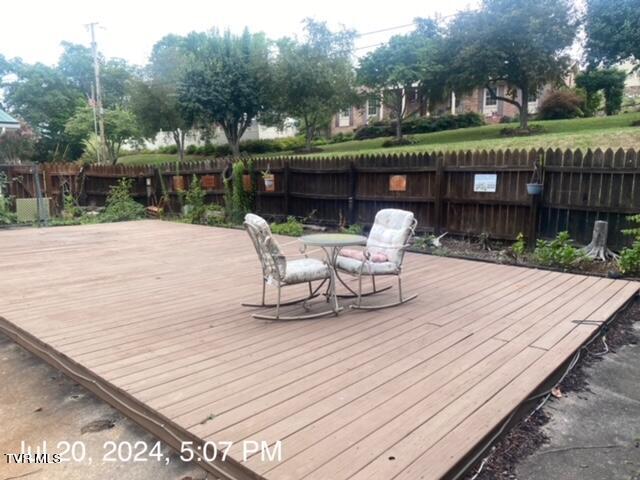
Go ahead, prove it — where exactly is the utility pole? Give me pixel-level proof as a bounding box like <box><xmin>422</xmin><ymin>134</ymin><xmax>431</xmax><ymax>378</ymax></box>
<box><xmin>87</xmin><ymin>22</ymin><xmax>107</xmax><ymax>163</ymax></box>
<box><xmin>90</xmin><ymin>83</ymin><xmax>100</xmax><ymax>163</ymax></box>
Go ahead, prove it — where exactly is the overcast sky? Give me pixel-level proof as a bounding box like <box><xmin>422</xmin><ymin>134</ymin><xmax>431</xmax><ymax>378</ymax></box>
<box><xmin>3</xmin><ymin>0</ymin><xmax>479</xmax><ymax>66</ymax></box>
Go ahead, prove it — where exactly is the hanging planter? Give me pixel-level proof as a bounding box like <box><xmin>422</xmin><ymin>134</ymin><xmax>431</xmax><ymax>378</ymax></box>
<box><xmin>242</xmin><ymin>174</ymin><xmax>252</xmax><ymax>192</ymax></box>
<box><xmin>262</xmin><ymin>165</ymin><xmax>275</xmax><ymax>192</ymax></box>
<box><xmin>526</xmin><ymin>160</ymin><xmax>543</xmax><ymax>195</ymax></box>
<box><xmin>526</xmin><ymin>183</ymin><xmax>543</xmax><ymax>195</ymax></box>
<box><xmin>172</xmin><ymin>175</ymin><xmax>185</xmax><ymax>192</ymax></box>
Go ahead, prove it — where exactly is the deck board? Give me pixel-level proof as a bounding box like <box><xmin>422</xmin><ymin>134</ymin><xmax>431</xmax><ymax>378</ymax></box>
<box><xmin>0</xmin><ymin>220</ymin><xmax>637</xmax><ymax>480</ymax></box>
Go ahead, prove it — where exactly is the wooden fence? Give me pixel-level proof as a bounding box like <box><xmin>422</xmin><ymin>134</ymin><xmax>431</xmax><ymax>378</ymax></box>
<box><xmin>2</xmin><ymin>147</ymin><xmax>639</xmax><ymax>249</ymax></box>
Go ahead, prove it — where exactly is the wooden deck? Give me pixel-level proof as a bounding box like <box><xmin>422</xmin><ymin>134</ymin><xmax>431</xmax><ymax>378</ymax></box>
<box><xmin>0</xmin><ymin>220</ymin><xmax>637</xmax><ymax>480</ymax></box>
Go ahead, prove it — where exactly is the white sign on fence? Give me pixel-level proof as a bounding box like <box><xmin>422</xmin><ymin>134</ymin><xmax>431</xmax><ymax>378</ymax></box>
<box><xmin>473</xmin><ymin>174</ymin><xmax>497</xmax><ymax>193</ymax></box>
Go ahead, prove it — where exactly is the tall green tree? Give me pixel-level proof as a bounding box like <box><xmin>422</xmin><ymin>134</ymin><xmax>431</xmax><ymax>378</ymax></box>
<box><xmin>585</xmin><ymin>0</ymin><xmax>640</xmax><ymax>70</ymax></box>
<box><xmin>274</xmin><ymin>19</ymin><xmax>357</xmax><ymax>150</ymax></box>
<box><xmin>179</xmin><ymin>29</ymin><xmax>275</xmax><ymax>157</ymax></box>
<box><xmin>65</xmin><ymin>105</ymin><xmax>141</xmax><ymax>163</ymax></box>
<box><xmin>358</xmin><ymin>19</ymin><xmax>444</xmax><ymax>140</ymax></box>
<box><xmin>58</xmin><ymin>42</ymin><xmax>135</xmax><ymax>107</ymax></box>
<box><xmin>445</xmin><ymin>0</ymin><xmax>579</xmax><ymax>129</ymax></box>
<box><xmin>576</xmin><ymin>68</ymin><xmax>627</xmax><ymax>116</ymax></box>
<box><xmin>2</xmin><ymin>60</ymin><xmax>85</xmax><ymax>160</ymax></box>
<box><xmin>129</xmin><ymin>35</ymin><xmax>196</xmax><ymax>161</ymax></box>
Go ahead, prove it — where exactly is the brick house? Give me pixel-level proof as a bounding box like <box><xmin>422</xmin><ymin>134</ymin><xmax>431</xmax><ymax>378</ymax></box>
<box><xmin>330</xmin><ymin>84</ymin><xmax>545</xmax><ymax>136</ymax></box>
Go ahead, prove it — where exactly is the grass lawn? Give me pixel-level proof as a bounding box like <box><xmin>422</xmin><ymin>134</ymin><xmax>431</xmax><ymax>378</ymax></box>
<box><xmin>118</xmin><ymin>113</ymin><xmax>640</xmax><ymax>165</ymax></box>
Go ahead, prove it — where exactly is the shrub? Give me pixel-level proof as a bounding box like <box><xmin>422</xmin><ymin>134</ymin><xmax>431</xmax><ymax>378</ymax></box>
<box><xmin>533</xmin><ymin>231</ymin><xmax>587</xmax><ymax>268</ymax></box>
<box><xmin>537</xmin><ymin>90</ymin><xmax>584</xmax><ymax>120</ymax></box>
<box><xmin>619</xmin><ymin>214</ymin><xmax>640</xmax><ymax>275</ymax></box>
<box><xmin>381</xmin><ymin>136</ymin><xmax>416</xmax><ymax>148</ymax></box>
<box><xmin>159</xmin><ymin>145</ymin><xmax>178</xmax><ymax>154</ymax></box>
<box><xmin>353</xmin><ymin>112</ymin><xmax>484</xmax><ymax>140</ymax></box>
<box><xmin>101</xmin><ymin>178</ymin><xmax>145</xmax><ymax>222</ymax></box>
<box><xmin>224</xmin><ymin>159</ymin><xmax>254</xmax><ymax>224</ymax></box>
<box><xmin>512</xmin><ymin>232</ymin><xmax>527</xmax><ymax>257</ymax></box>
<box><xmin>202</xmin><ymin>143</ymin><xmax>216</xmax><ymax>156</ymax></box>
<box><xmin>631</xmin><ymin>119</ymin><xmax>640</xmax><ymax>127</ymax></box>
<box><xmin>328</xmin><ymin>132</ymin><xmax>354</xmax><ymax>144</ymax></box>
<box><xmin>344</xmin><ymin>224</ymin><xmax>363</xmax><ymax>235</ymax></box>
<box><xmin>499</xmin><ymin>125</ymin><xmax>546</xmax><ymax>137</ymax></box>
<box><xmin>271</xmin><ymin>216</ymin><xmax>304</xmax><ymax>236</ymax></box>
<box><xmin>183</xmin><ymin>175</ymin><xmax>206</xmax><ymax>224</ymax></box>
<box><xmin>185</xmin><ymin>144</ymin><xmax>197</xmax><ymax>155</ymax></box>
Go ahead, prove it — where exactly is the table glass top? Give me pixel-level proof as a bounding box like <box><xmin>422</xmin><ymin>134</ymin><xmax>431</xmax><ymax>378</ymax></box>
<box><xmin>300</xmin><ymin>233</ymin><xmax>367</xmax><ymax>247</ymax></box>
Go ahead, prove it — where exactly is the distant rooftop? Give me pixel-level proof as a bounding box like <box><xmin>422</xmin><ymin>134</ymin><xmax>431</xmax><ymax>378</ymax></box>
<box><xmin>0</xmin><ymin>109</ymin><xmax>19</xmax><ymax>126</ymax></box>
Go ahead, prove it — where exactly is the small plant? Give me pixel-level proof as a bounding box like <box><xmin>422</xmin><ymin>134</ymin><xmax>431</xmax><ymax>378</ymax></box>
<box><xmin>183</xmin><ymin>175</ymin><xmax>207</xmax><ymax>224</ymax></box>
<box><xmin>414</xmin><ymin>234</ymin><xmax>436</xmax><ymax>250</ymax></box>
<box><xmin>533</xmin><ymin>231</ymin><xmax>587</xmax><ymax>268</ymax></box>
<box><xmin>271</xmin><ymin>216</ymin><xmax>304</xmax><ymax>237</ymax></box>
<box><xmin>0</xmin><ymin>172</ymin><xmax>16</xmax><ymax>225</ymax></box>
<box><xmin>619</xmin><ymin>214</ymin><xmax>640</xmax><ymax>275</ymax></box>
<box><xmin>101</xmin><ymin>178</ymin><xmax>145</xmax><ymax>223</ymax></box>
<box><xmin>344</xmin><ymin>224</ymin><xmax>363</xmax><ymax>235</ymax></box>
<box><xmin>512</xmin><ymin>232</ymin><xmax>527</xmax><ymax>257</ymax></box>
<box><xmin>62</xmin><ymin>192</ymin><xmax>82</xmax><ymax>221</ymax></box>
<box><xmin>224</xmin><ymin>159</ymin><xmax>255</xmax><ymax>224</ymax></box>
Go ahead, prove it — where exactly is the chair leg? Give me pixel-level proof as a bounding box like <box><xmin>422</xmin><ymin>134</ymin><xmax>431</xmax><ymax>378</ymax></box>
<box><xmin>372</xmin><ymin>275</ymin><xmax>377</xmax><ymax>293</ymax></box>
<box><xmin>261</xmin><ymin>279</ymin><xmax>266</xmax><ymax>305</ymax></box>
<box><xmin>357</xmin><ymin>272</ymin><xmax>363</xmax><ymax>308</ymax></box>
<box><xmin>350</xmin><ymin>273</ymin><xmax>417</xmax><ymax>311</ymax></box>
<box><xmin>275</xmin><ymin>282</ymin><xmax>282</xmax><ymax>319</ymax></box>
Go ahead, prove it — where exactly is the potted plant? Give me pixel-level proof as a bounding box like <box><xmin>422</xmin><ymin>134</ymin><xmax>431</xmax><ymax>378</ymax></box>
<box><xmin>262</xmin><ymin>165</ymin><xmax>275</xmax><ymax>193</ymax></box>
<box><xmin>527</xmin><ymin>161</ymin><xmax>543</xmax><ymax>195</ymax></box>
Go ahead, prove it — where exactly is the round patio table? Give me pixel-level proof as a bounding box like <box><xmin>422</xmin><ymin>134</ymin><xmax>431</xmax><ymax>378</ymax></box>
<box><xmin>300</xmin><ymin>233</ymin><xmax>367</xmax><ymax>314</ymax></box>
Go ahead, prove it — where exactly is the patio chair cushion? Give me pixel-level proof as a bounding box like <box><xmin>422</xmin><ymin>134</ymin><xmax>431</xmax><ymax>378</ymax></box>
<box><xmin>335</xmin><ymin>255</ymin><xmax>400</xmax><ymax>276</ymax></box>
<box><xmin>244</xmin><ymin>213</ymin><xmax>286</xmax><ymax>279</ymax></box>
<box><xmin>367</xmin><ymin>209</ymin><xmax>415</xmax><ymax>265</ymax></box>
<box><xmin>283</xmin><ymin>258</ymin><xmax>331</xmax><ymax>284</ymax></box>
<box><xmin>340</xmin><ymin>248</ymin><xmax>388</xmax><ymax>263</ymax></box>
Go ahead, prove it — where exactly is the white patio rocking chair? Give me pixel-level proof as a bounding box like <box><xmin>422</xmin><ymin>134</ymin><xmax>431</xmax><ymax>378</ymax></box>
<box><xmin>243</xmin><ymin>213</ymin><xmax>336</xmax><ymax>321</ymax></box>
<box><xmin>335</xmin><ymin>208</ymin><xmax>418</xmax><ymax>310</ymax></box>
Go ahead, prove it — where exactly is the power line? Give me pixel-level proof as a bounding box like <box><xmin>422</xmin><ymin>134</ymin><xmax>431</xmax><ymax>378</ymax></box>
<box><xmin>356</xmin><ymin>23</ymin><xmax>416</xmax><ymax>38</ymax></box>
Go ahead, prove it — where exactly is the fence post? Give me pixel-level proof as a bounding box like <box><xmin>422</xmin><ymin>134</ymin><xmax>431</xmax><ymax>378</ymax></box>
<box><xmin>348</xmin><ymin>161</ymin><xmax>357</xmax><ymax>225</ymax></box>
<box><xmin>433</xmin><ymin>154</ymin><xmax>444</xmax><ymax>234</ymax></box>
<box><xmin>283</xmin><ymin>161</ymin><xmax>290</xmax><ymax>217</ymax></box>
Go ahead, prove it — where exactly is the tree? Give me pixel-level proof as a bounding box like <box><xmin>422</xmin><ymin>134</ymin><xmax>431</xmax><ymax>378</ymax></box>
<box><xmin>445</xmin><ymin>0</ymin><xmax>578</xmax><ymax>129</ymax></box>
<box><xmin>358</xmin><ymin>19</ymin><xmax>444</xmax><ymax>141</ymax></box>
<box><xmin>179</xmin><ymin>29</ymin><xmax>275</xmax><ymax>157</ymax></box>
<box><xmin>58</xmin><ymin>42</ymin><xmax>135</xmax><ymax>108</ymax></box>
<box><xmin>129</xmin><ymin>35</ymin><xmax>195</xmax><ymax>161</ymax></box>
<box><xmin>0</xmin><ymin>123</ymin><xmax>37</xmax><ymax>163</ymax></box>
<box><xmin>576</xmin><ymin>69</ymin><xmax>627</xmax><ymax>116</ymax></box>
<box><xmin>585</xmin><ymin>0</ymin><xmax>640</xmax><ymax>70</ymax></box>
<box><xmin>65</xmin><ymin>105</ymin><xmax>141</xmax><ymax>163</ymax></box>
<box><xmin>273</xmin><ymin>19</ymin><xmax>357</xmax><ymax>150</ymax></box>
<box><xmin>2</xmin><ymin>60</ymin><xmax>85</xmax><ymax>160</ymax></box>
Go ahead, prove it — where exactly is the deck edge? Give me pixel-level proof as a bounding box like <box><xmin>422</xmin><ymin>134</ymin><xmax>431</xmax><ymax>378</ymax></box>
<box><xmin>0</xmin><ymin>315</ymin><xmax>263</xmax><ymax>480</ymax></box>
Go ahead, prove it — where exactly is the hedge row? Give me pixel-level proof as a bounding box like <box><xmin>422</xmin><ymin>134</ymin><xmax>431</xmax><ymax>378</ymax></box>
<box><xmin>353</xmin><ymin>112</ymin><xmax>485</xmax><ymax>140</ymax></box>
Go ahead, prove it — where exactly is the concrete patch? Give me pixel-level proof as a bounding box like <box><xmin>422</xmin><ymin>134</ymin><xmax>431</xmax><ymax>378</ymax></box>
<box><xmin>0</xmin><ymin>334</ymin><xmax>209</xmax><ymax>480</ymax></box>
<box><xmin>516</xmin><ymin>323</ymin><xmax>640</xmax><ymax>480</ymax></box>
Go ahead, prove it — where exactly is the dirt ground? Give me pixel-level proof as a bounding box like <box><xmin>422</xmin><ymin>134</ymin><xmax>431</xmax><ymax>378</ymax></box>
<box><xmin>0</xmin><ymin>333</ymin><xmax>209</xmax><ymax>480</ymax></box>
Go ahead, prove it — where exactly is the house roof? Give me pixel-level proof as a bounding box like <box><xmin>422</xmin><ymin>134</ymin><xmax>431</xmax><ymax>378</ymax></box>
<box><xmin>0</xmin><ymin>109</ymin><xmax>19</xmax><ymax>127</ymax></box>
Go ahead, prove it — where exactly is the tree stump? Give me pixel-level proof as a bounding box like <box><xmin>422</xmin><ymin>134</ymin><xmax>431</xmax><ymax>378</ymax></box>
<box><xmin>582</xmin><ymin>220</ymin><xmax>619</xmax><ymax>261</ymax></box>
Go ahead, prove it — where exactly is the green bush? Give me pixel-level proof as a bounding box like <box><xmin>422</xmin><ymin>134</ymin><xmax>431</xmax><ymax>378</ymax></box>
<box><xmin>619</xmin><ymin>214</ymin><xmax>640</xmax><ymax>275</ymax></box>
<box><xmin>327</xmin><ymin>132</ymin><xmax>354</xmax><ymax>144</ymax></box>
<box><xmin>101</xmin><ymin>178</ymin><xmax>145</xmax><ymax>222</ymax></box>
<box><xmin>183</xmin><ymin>175</ymin><xmax>207</xmax><ymax>224</ymax></box>
<box><xmin>159</xmin><ymin>145</ymin><xmax>178</xmax><ymax>154</ymax></box>
<box><xmin>344</xmin><ymin>223</ymin><xmax>363</xmax><ymax>235</ymax></box>
<box><xmin>537</xmin><ymin>90</ymin><xmax>584</xmax><ymax>120</ymax></box>
<box><xmin>185</xmin><ymin>144</ymin><xmax>197</xmax><ymax>155</ymax></box>
<box><xmin>353</xmin><ymin>112</ymin><xmax>484</xmax><ymax>140</ymax></box>
<box><xmin>533</xmin><ymin>231</ymin><xmax>587</xmax><ymax>268</ymax></box>
<box><xmin>381</xmin><ymin>136</ymin><xmax>417</xmax><ymax>148</ymax></box>
<box><xmin>512</xmin><ymin>232</ymin><xmax>527</xmax><ymax>257</ymax></box>
<box><xmin>271</xmin><ymin>216</ymin><xmax>304</xmax><ymax>237</ymax></box>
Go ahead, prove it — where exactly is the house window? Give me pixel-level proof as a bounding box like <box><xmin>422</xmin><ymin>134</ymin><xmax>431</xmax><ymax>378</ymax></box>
<box><xmin>528</xmin><ymin>90</ymin><xmax>538</xmax><ymax>103</ymax></box>
<box><xmin>367</xmin><ymin>96</ymin><xmax>380</xmax><ymax>116</ymax></box>
<box><xmin>484</xmin><ymin>88</ymin><xmax>498</xmax><ymax>106</ymax></box>
<box><xmin>338</xmin><ymin>109</ymin><xmax>351</xmax><ymax>127</ymax></box>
